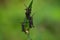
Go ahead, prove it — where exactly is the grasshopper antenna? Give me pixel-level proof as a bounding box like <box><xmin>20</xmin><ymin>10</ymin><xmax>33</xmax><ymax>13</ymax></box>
<box><xmin>24</xmin><ymin>4</ymin><xmax>27</xmax><ymax>9</ymax></box>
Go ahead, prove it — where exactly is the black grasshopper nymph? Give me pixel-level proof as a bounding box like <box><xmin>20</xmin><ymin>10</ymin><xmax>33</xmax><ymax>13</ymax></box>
<box><xmin>21</xmin><ymin>0</ymin><xmax>34</xmax><ymax>34</ymax></box>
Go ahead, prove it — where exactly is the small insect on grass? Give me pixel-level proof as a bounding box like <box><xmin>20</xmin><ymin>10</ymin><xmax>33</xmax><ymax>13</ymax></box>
<box><xmin>21</xmin><ymin>0</ymin><xmax>34</xmax><ymax>40</ymax></box>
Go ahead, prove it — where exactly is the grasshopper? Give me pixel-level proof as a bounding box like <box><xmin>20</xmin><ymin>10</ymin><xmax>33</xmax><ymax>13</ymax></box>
<box><xmin>21</xmin><ymin>0</ymin><xmax>34</xmax><ymax>34</ymax></box>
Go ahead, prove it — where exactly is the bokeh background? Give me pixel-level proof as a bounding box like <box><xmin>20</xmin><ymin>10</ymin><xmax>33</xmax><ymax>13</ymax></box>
<box><xmin>0</xmin><ymin>0</ymin><xmax>60</xmax><ymax>40</ymax></box>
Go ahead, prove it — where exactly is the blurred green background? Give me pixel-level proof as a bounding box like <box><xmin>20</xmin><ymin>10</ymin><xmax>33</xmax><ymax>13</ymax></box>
<box><xmin>0</xmin><ymin>0</ymin><xmax>60</xmax><ymax>40</ymax></box>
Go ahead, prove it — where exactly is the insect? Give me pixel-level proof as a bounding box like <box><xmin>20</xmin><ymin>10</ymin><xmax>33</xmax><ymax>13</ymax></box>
<box><xmin>25</xmin><ymin>0</ymin><xmax>34</xmax><ymax>28</ymax></box>
<box><xmin>21</xmin><ymin>0</ymin><xmax>34</xmax><ymax>34</ymax></box>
